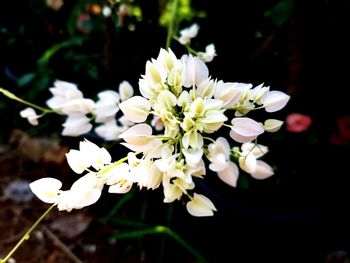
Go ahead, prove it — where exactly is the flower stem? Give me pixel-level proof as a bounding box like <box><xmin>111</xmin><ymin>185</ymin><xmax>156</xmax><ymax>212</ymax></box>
<box><xmin>111</xmin><ymin>225</ymin><xmax>207</xmax><ymax>263</ymax></box>
<box><xmin>0</xmin><ymin>204</ymin><xmax>56</xmax><ymax>263</ymax></box>
<box><xmin>0</xmin><ymin>87</ymin><xmax>53</xmax><ymax>114</ymax></box>
<box><xmin>165</xmin><ymin>0</ymin><xmax>179</xmax><ymax>49</ymax></box>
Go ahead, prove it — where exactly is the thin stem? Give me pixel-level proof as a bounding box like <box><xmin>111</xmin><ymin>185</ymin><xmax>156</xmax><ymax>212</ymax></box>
<box><xmin>165</xmin><ymin>0</ymin><xmax>179</xmax><ymax>49</ymax></box>
<box><xmin>111</xmin><ymin>225</ymin><xmax>207</xmax><ymax>263</ymax></box>
<box><xmin>98</xmin><ymin>151</ymin><xmax>141</xmax><ymax>176</ymax></box>
<box><xmin>203</xmin><ymin>136</ymin><xmax>216</xmax><ymax>143</ymax></box>
<box><xmin>0</xmin><ymin>87</ymin><xmax>53</xmax><ymax>114</ymax></box>
<box><xmin>0</xmin><ymin>204</ymin><xmax>56</xmax><ymax>263</ymax></box>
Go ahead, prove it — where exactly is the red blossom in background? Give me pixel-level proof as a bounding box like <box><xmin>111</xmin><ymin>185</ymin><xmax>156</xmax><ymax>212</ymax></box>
<box><xmin>286</xmin><ymin>113</ymin><xmax>312</xmax><ymax>132</ymax></box>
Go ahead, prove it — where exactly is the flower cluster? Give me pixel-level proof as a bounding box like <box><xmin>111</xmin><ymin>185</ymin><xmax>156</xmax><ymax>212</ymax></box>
<box><xmin>31</xmin><ymin>48</ymin><xmax>290</xmax><ymax>217</ymax></box>
<box><xmin>20</xmin><ymin>80</ymin><xmax>135</xmax><ymax>140</ymax></box>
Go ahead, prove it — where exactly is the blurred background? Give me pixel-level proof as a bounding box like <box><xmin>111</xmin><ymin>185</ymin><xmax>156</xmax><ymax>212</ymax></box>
<box><xmin>1</xmin><ymin>0</ymin><xmax>350</xmax><ymax>262</ymax></box>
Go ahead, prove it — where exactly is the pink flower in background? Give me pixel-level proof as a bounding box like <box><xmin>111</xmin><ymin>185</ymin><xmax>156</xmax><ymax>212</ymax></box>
<box><xmin>286</xmin><ymin>113</ymin><xmax>312</xmax><ymax>132</ymax></box>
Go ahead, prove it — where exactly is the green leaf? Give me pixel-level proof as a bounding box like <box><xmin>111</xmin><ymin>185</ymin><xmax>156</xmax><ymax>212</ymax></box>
<box><xmin>17</xmin><ymin>72</ymin><xmax>37</xmax><ymax>87</ymax></box>
<box><xmin>264</xmin><ymin>0</ymin><xmax>295</xmax><ymax>27</ymax></box>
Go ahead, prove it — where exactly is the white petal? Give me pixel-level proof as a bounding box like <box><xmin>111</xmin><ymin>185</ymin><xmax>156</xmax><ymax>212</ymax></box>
<box><xmin>119</xmin><ymin>96</ymin><xmax>151</xmax><ymax>123</ymax></box>
<box><xmin>182</xmin><ymin>148</ymin><xmax>203</xmax><ymax>165</ymax></box>
<box><xmin>186</xmin><ymin>193</ymin><xmax>216</xmax><ymax>217</ymax></box>
<box><xmin>70</xmin><ymin>173</ymin><xmax>98</xmax><ymax>192</ymax></box>
<box><xmin>29</xmin><ymin>178</ymin><xmax>62</xmax><ymax>203</ymax></box>
<box><xmin>230</xmin><ymin>117</ymin><xmax>264</xmax><ymax>143</ymax></box>
<box><xmin>108</xmin><ymin>181</ymin><xmax>133</xmax><ymax>193</ymax></box>
<box><xmin>119</xmin><ymin>81</ymin><xmax>134</xmax><ymax>101</ymax></box>
<box><xmin>65</xmin><ymin>150</ymin><xmax>88</xmax><ymax>174</ymax></box>
<box><xmin>251</xmin><ymin>160</ymin><xmax>274</xmax><ymax>179</ymax></box>
<box><xmin>264</xmin><ymin>119</ymin><xmax>284</xmax><ymax>132</ymax></box>
<box><xmin>261</xmin><ymin>90</ymin><xmax>290</xmax><ymax>112</ymax></box>
<box><xmin>217</xmin><ymin>161</ymin><xmax>239</xmax><ymax>187</ymax></box>
<box><xmin>239</xmin><ymin>153</ymin><xmax>257</xmax><ymax>174</ymax></box>
<box><xmin>62</xmin><ymin>115</ymin><xmax>92</xmax><ymax>136</ymax></box>
<box><xmin>183</xmin><ymin>55</ymin><xmax>209</xmax><ymax>87</ymax></box>
<box><xmin>229</xmin><ymin>130</ymin><xmax>258</xmax><ymax>144</ymax></box>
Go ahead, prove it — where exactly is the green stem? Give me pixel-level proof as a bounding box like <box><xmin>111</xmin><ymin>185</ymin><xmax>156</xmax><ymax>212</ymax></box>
<box><xmin>0</xmin><ymin>87</ymin><xmax>53</xmax><ymax>114</ymax></box>
<box><xmin>102</xmin><ymin>189</ymin><xmax>136</xmax><ymax>222</ymax></box>
<box><xmin>110</xmin><ymin>225</ymin><xmax>207</xmax><ymax>263</ymax></box>
<box><xmin>0</xmin><ymin>204</ymin><xmax>56</xmax><ymax>263</ymax></box>
<box><xmin>98</xmin><ymin>151</ymin><xmax>141</xmax><ymax>176</ymax></box>
<box><xmin>165</xmin><ymin>0</ymin><xmax>180</xmax><ymax>49</ymax></box>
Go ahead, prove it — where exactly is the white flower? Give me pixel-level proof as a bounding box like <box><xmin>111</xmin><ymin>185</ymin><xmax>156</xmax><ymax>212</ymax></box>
<box><xmin>95</xmin><ymin>120</ymin><xmax>124</xmax><ymax>141</ymax></box>
<box><xmin>151</xmin><ymin>116</ymin><xmax>165</xmax><ymax>131</ymax></box>
<box><xmin>57</xmin><ymin>173</ymin><xmax>102</xmax><ymax>212</ymax></box>
<box><xmin>20</xmin><ymin>107</ymin><xmax>40</xmax><ymax>126</ymax></box>
<box><xmin>157</xmin><ymin>48</ymin><xmax>180</xmax><ymax>73</ymax></box>
<box><xmin>263</xmin><ymin>119</ymin><xmax>284</xmax><ymax>132</ymax></box>
<box><xmin>182</xmin><ymin>148</ymin><xmax>203</xmax><ymax>166</ymax></box>
<box><xmin>179</xmin><ymin>23</ymin><xmax>199</xmax><ymax>45</ymax></box>
<box><xmin>30</xmin><ymin>174</ymin><xmax>103</xmax><ymax>212</ymax></box>
<box><xmin>214</xmin><ymin>82</ymin><xmax>248</xmax><ymax>108</ymax></box>
<box><xmin>207</xmin><ymin>137</ymin><xmax>239</xmax><ymax>187</ymax></box>
<box><xmin>238</xmin><ymin>143</ymin><xmax>273</xmax><ymax>179</ymax></box>
<box><xmin>59</xmin><ymin>98</ymin><xmax>95</xmax><ymax>115</ymax></box>
<box><xmin>29</xmin><ymin>177</ymin><xmax>62</xmax><ymax>203</ymax></box>
<box><xmin>65</xmin><ymin>139</ymin><xmax>111</xmax><ymax>173</ymax></box>
<box><xmin>79</xmin><ymin>139</ymin><xmax>112</xmax><ymax>170</ymax></box>
<box><xmin>183</xmin><ymin>55</ymin><xmax>209</xmax><ymax>88</ymax></box>
<box><xmin>119</xmin><ymin>123</ymin><xmax>161</xmax><ymax>153</ymax></box>
<box><xmin>95</xmin><ymin>90</ymin><xmax>120</xmax><ymax>123</ymax></box>
<box><xmin>241</xmin><ymin>142</ymin><xmax>268</xmax><ymax>158</ymax></box>
<box><xmin>119</xmin><ymin>81</ymin><xmax>134</xmax><ymax>101</ymax></box>
<box><xmin>62</xmin><ymin>115</ymin><xmax>93</xmax><ymax>136</ymax></box>
<box><xmin>198</xmin><ymin>44</ymin><xmax>217</xmax><ymax>62</ymax></box>
<box><xmin>230</xmin><ymin>117</ymin><xmax>264</xmax><ymax>143</ymax></box>
<box><xmin>261</xmin><ymin>90</ymin><xmax>290</xmax><ymax>112</ymax></box>
<box><xmin>46</xmin><ymin>80</ymin><xmax>83</xmax><ymax>113</ymax></box>
<box><xmin>65</xmin><ymin>149</ymin><xmax>92</xmax><ymax>174</ymax></box>
<box><xmin>186</xmin><ymin>193</ymin><xmax>216</xmax><ymax>217</ymax></box>
<box><xmin>250</xmin><ymin>160</ymin><xmax>274</xmax><ymax>179</ymax></box>
<box><xmin>217</xmin><ymin>162</ymin><xmax>239</xmax><ymax>187</ymax></box>
<box><xmin>119</xmin><ymin>96</ymin><xmax>151</xmax><ymax>123</ymax></box>
<box><xmin>196</xmin><ymin>78</ymin><xmax>216</xmax><ymax>99</ymax></box>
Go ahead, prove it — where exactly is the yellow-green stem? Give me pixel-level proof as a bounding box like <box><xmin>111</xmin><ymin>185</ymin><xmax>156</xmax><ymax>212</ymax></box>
<box><xmin>0</xmin><ymin>87</ymin><xmax>53</xmax><ymax>114</ymax></box>
<box><xmin>165</xmin><ymin>0</ymin><xmax>180</xmax><ymax>49</ymax></box>
<box><xmin>0</xmin><ymin>204</ymin><xmax>56</xmax><ymax>263</ymax></box>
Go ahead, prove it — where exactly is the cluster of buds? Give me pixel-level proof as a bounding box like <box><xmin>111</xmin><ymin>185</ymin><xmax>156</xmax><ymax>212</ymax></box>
<box><xmin>31</xmin><ymin>48</ymin><xmax>289</xmax><ymax>217</ymax></box>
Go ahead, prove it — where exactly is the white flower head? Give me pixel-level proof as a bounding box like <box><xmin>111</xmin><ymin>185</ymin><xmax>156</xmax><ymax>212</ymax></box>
<box><xmin>46</xmin><ymin>80</ymin><xmax>83</xmax><ymax>113</ymax></box>
<box><xmin>179</xmin><ymin>23</ymin><xmax>199</xmax><ymax>45</ymax></box>
<box><xmin>20</xmin><ymin>107</ymin><xmax>41</xmax><ymax>126</ymax></box>
<box><xmin>65</xmin><ymin>139</ymin><xmax>111</xmax><ymax>173</ymax></box>
<box><xmin>198</xmin><ymin>44</ymin><xmax>217</xmax><ymax>63</ymax></box>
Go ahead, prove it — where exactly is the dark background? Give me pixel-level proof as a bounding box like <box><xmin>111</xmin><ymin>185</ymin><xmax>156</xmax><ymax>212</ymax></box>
<box><xmin>1</xmin><ymin>0</ymin><xmax>350</xmax><ymax>262</ymax></box>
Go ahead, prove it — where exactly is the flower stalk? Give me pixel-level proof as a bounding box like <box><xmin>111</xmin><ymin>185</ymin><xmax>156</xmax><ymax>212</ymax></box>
<box><xmin>0</xmin><ymin>204</ymin><xmax>56</xmax><ymax>263</ymax></box>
